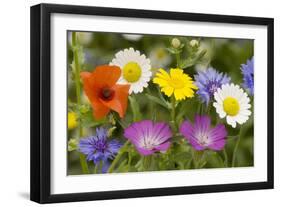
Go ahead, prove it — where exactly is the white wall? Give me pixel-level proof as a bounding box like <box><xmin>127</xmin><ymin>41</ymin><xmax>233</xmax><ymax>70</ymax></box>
<box><xmin>0</xmin><ymin>0</ymin><xmax>279</xmax><ymax>206</ymax></box>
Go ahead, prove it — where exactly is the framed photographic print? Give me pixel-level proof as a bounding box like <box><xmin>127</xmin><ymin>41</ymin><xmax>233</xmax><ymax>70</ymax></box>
<box><xmin>30</xmin><ymin>3</ymin><xmax>274</xmax><ymax>203</ymax></box>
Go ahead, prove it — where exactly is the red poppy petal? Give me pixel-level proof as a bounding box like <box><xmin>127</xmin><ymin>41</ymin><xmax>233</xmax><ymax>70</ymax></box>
<box><xmin>80</xmin><ymin>66</ymin><xmax>124</xmax><ymax>120</ymax></box>
<box><xmin>81</xmin><ymin>71</ymin><xmax>109</xmax><ymax>119</ymax></box>
<box><xmin>92</xmin><ymin>101</ymin><xmax>110</xmax><ymax>120</ymax></box>
<box><xmin>114</xmin><ymin>84</ymin><xmax>130</xmax><ymax>116</ymax></box>
<box><xmin>91</xmin><ymin>65</ymin><xmax>121</xmax><ymax>88</ymax></box>
<box><xmin>80</xmin><ymin>71</ymin><xmax>99</xmax><ymax>103</ymax></box>
<box><xmin>80</xmin><ymin>71</ymin><xmax>91</xmax><ymax>81</ymax></box>
<box><xmin>99</xmin><ymin>84</ymin><xmax>130</xmax><ymax>118</ymax></box>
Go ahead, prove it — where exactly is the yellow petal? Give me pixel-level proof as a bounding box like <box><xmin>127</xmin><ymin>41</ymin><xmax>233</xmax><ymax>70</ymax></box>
<box><xmin>153</xmin><ymin>77</ymin><xmax>169</xmax><ymax>87</ymax></box>
<box><xmin>170</xmin><ymin>68</ymin><xmax>183</xmax><ymax>78</ymax></box>
<box><xmin>174</xmin><ymin>89</ymin><xmax>185</xmax><ymax>100</ymax></box>
<box><xmin>162</xmin><ymin>86</ymin><xmax>174</xmax><ymax>97</ymax></box>
<box><xmin>157</xmin><ymin>68</ymin><xmax>170</xmax><ymax>80</ymax></box>
<box><xmin>183</xmin><ymin>87</ymin><xmax>195</xmax><ymax>97</ymax></box>
<box><xmin>188</xmin><ymin>81</ymin><xmax>198</xmax><ymax>89</ymax></box>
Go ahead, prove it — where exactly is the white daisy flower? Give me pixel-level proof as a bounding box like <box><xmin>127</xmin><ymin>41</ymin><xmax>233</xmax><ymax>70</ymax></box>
<box><xmin>213</xmin><ymin>83</ymin><xmax>251</xmax><ymax>128</ymax></box>
<box><xmin>110</xmin><ymin>48</ymin><xmax>152</xmax><ymax>94</ymax></box>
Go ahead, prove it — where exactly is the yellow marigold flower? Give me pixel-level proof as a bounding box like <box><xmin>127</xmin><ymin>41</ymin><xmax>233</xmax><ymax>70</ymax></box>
<box><xmin>68</xmin><ymin>112</ymin><xmax>78</xmax><ymax>129</ymax></box>
<box><xmin>153</xmin><ymin>68</ymin><xmax>198</xmax><ymax>101</ymax></box>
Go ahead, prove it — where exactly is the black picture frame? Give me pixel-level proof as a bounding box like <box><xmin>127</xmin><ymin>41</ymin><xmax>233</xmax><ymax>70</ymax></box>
<box><xmin>30</xmin><ymin>3</ymin><xmax>274</xmax><ymax>204</ymax></box>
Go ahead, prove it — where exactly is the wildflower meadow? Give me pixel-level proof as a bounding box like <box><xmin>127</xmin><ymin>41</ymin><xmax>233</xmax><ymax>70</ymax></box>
<box><xmin>67</xmin><ymin>31</ymin><xmax>254</xmax><ymax>175</ymax></box>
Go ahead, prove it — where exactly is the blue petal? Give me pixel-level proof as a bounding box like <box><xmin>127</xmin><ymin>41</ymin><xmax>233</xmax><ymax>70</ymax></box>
<box><xmin>195</xmin><ymin>67</ymin><xmax>231</xmax><ymax>104</ymax></box>
<box><xmin>241</xmin><ymin>57</ymin><xmax>254</xmax><ymax>95</ymax></box>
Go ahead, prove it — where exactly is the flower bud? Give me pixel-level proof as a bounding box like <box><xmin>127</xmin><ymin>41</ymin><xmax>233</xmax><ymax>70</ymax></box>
<box><xmin>190</xmin><ymin>39</ymin><xmax>199</xmax><ymax>47</ymax></box>
<box><xmin>171</xmin><ymin>38</ymin><xmax>181</xmax><ymax>49</ymax></box>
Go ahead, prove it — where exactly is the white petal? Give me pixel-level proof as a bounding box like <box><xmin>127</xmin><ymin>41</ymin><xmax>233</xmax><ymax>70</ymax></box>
<box><xmin>141</xmin><ymin>64</ymin><xmax>151</xmax><ymax>72</ymax></box>
<box><xmin>213</xmin><ymin>102</ymin><xmax>219</xmax><ymax>109</ymax></box>
<box><xmin>239</xmin><ymin>109</ymin><xmax>252</xmax><ymax>116</ymax></box>
<box><xmin>214</xmin><ymin>91</ymin><xmax>223</xmax><ymax>103</ymax></box>
<box><xmin>214</xmin><ymin>103</ymin><xmax>226</xmax><ymax>118</ymax></box>
<box><xmin>239</xmin><ymin>94</ymin><xmax>250</xmax><ymax>105</ymax></box>
<box><xmin>226</xmin><ymin>116</ymin><xmax>237</xmax><ymax>128</ymax></box>
<box><xmin>234</xmin><ymin>114</ymin><xmax>248</xmax><ymax>124</ymax></box>
<box><xmin>110</xmin><ymin>59</ymin><xmax>123</xmax><ymax>67</ymax></box>
<box><xmin>142</xmin><ymin>71</ymin><xmax>152</xmax><ymax>78</ymax></box>
<box><xmin>240</xmin><ymin>103</ymin><xmax>251</xmax><ymax>110</ymax></box>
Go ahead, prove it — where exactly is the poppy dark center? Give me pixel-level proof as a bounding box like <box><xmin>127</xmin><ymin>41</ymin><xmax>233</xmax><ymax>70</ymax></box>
<box><xmin>100</xmin><ymin>87</ymin><xmax>115</xmax><ymax>101</ymax></box>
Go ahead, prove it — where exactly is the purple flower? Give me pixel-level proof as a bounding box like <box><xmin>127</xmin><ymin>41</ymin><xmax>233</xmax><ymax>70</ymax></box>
<box><xmin>124</xmin><ymin>120</ymin><xmax>172</xmax><ymax>156</ymax></box>
<box><xmin>79</xmin><ymin>127</ymin><xmax>122</xmax><ymax>172</ymax></box>
<box><xmin>241</xmin><ymin>57</ymin><xmax>254</xmax><ymax>95</ymax></box>
<box><xmin>194</xmin><ymin>67</ymin><xmax>231</xmax><ymax>104</ymax></box>
<box><xmin>180</xmin><ymin>115</ymin><xmax>227</xmax><ymax>151</ymax></box>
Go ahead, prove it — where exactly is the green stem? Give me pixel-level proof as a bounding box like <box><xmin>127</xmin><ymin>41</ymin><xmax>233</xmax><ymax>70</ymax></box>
<box><xmin>231</xmin><ymin>128</ymin><xmax>243</xmax><ymax>167</ymax></box>
<box><xmin>223</xmin><ymin>149</ymin><xmax>228</xmax><ymax>167</ymax></box>
<box><xmin>176</xmin><ymin>53</ymin><xmax>180</xmax><ymax>67</ymax></box>
<box><xmin>206</xmin><ymin>102</ymin><xmax>211</xmax><ymax>115</ymax></box>
<box><xmin>108</xmin><ymin>140</ymin><xmax>130</xmax><ymax>173</ymax></box>
<box><xmin>79</xmin><ymin>154</ymin><xmax>89</xmax><ymax>173</ymax></box>
<box><xmin>112</xmin><ymin>112</ymin><xmax>127</xmax><ymax>129</ymax></box>
<box><xmin>129</xmin><ymin>95</ymin><xmax>141</xmax><ymax>122</ymax></box>
<box><xmin>128</xmin><ymin>151</ymin><xmax>132</xmax><ymax>166</ymax></box>
<box><xmin>142</xmin><ymin>155</ymin><xmax>152</xmax><ymax>171</ymax></box>
<box><xmin>94</xmin><ymin>161</ymin><xmax>100</xmax><ymax>174</ymax></box>
<box><xmin>197</xmin><ymin>102</ymin><xmax>202</xmax><ymax>115</ymax></box>
<box><xmin>145</xmin><ymin>88</ymin><xmax>155</xmax><ymax>120</ymax></box>
<box><xmin>192</xmin><ymin>149</ymin><xmax>204</xmax><ymax>169</ymax></box>
<box><xmin>72</xmin><ymin>32</ymin><xmax>89</xmax><ymax>174</ymax></box>
<box><xmin>170</xmin><ymin>96</ymin><xmax>177</xmax><ymax>132</ymax></box>
<box><xmin>227</xmin><ymin>135</ymin><xmax>239</xmax><ymax>139</ymax></box>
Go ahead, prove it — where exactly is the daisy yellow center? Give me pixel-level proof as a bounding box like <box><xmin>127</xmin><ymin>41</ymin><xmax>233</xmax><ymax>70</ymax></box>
<box><xmin>223</xmin><ymin>97</ymin><xmax>240</xmax><ymax>116</ymax></box>
<box><xmin>123</xmin><ymin>61</ymin><xmax>142</xmax><ymax>83</ymax></box>
<box><xmin>169</xmin><ymin>78</ymin><xmax>185</xmax><ymax>89</ymax></box>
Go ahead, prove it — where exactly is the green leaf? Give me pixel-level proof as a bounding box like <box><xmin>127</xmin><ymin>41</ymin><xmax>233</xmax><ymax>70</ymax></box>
<box><xmin>179</xmin><ymin>58</ymin><xmax>194</xmax><ymax>69</ymax></box>
<box><xmin>205</xmin><ymin>151</ymin><xmax>225</xmax><ymax>168</ymax></box>
<box><xmin>81</xmin><ymin>111</ymin><xmax>106</xmax><ymax>128</ymax></box>
<box><xmin>195</xmin><ymin>49</ymin><xmax>207</xmax><ymax>61</ymax></box>
<box><xmin>179</xmin><ymin>49</ymin><xmax>207</xmax><ymax>69</ymax></box>
<box><xmin>166</xmin><ymin>47</ymin><xmax>181</xmax><ymax>54</ymax></box>
<box><xmin>129</xmin><ymin>96</ymin><xmax>142</xmax><ymax>122</ymax></box>
<box><xmin>107</xmin><ymin>126</ymin><xmax>117</xmax><ymax>137</ymax></box>
<box><xmin>174</xmin><ymin>151</ymin><xmax>192</xmax><ymax>169</ymax></box>
<box><xmin>179</xmin><ymin>43</ymin><xmax>185</xmax><ymax>49</ymax></box>
<box><xmin>116</xmin><ymin>159</ymin><xmax>129</xmax><ymax>173</ymax></box>
<box><xmin>78</xmin><ymin>105</ymin><xmax>106</xmax><ymax>128</ymax></box>
<box><xmin>145</xmin><ymin>93</ymin><xmax>170</xmax><ymax>109</ymax></box>
<box><xmin>135</xmin><ymin>156</ymin><xmax>157</xmax><ymax>171</ymax></box>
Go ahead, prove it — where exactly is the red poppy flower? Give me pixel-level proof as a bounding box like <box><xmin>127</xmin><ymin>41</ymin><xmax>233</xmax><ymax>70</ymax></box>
<box><xmin>81</xmin><ymin>65</ymin><xmax>130</xmax><ymax>120</ymax></box>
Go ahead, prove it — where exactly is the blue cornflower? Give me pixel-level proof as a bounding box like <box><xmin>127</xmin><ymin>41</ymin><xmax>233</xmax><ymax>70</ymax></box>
<box><xmin>79</xmin><ymin>127</ymin><xmax>122</xmax><ymax>173</ymax></box>
<box><xmin>194</xmin><ymin>67</ymin><xmax>231</xmax><ymax>104</ymax></box>
<box><xmin>241</xmin><ymin>57</ymin><xmax>254</xmax><ymax>95</ymax></box>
